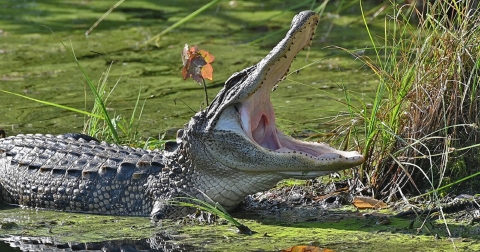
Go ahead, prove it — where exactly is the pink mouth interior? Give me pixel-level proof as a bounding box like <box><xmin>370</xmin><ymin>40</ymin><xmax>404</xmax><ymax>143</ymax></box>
<box><xmin>239</xmin><ymin>85</ymin><xmax>325</xmax><ymax>157</ymax></box>
<box><xmin>240</xmin><ymin>86</ymin><xmax>281</xmax><ymax>150</ymax></box>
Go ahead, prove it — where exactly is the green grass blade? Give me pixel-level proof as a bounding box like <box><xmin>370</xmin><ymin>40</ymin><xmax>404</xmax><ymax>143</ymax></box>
<box><xmin>85</xmin><ymin>0</ymin><xmax>125</xmax><ymax>36</ymax></box>
<box><xmin>170</xmin><ymin>196</ymin><xmax>252</xmax><ymax>234</ymax></box>
<box><xmin>359</xmin><ymin>0</ymin><xmax>380</xmax><ymax>63</ymax></box>
<box><xmin>39</xmin><ymin>27</ymin><xmax>121</xmax><ymax>142</ymax></box>
<box><xmin>0</xmin><ymin>90</ymin><xmax>103</xmax><ymax>119</ymax></box>
<box><xmin>59</xmin><ymin>40</ymin><xmax>119</xmax><ymax>142</ymax></box>
<box><xmin>140</xmin><ymin>0</ymin><xmax>221</xmax><ymax>48</ymax></box>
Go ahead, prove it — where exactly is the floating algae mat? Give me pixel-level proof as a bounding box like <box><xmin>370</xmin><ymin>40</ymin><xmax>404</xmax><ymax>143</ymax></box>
<box><xmin>0</xmin><ymin>205</ymin><xmax>479</xmax><ymax>251</ymax></box>
<box><xmin>1</xmin><ymin>0</ymin><xmax>479</xmax><ymax>251</ymax></box>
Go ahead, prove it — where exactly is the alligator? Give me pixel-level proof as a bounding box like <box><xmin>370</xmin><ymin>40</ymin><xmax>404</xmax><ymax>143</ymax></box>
<box><xmin>0</xmin><ymin>10</ymin><xmax>364</xmax><ymax>220</ymax></box>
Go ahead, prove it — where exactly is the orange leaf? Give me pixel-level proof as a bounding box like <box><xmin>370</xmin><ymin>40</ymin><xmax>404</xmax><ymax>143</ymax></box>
<box><xmin>181</xmin><ymin>44</ymin><xmax>215</xmax><ymax>84</ymax></box>
<box><xmin>352</xmin><ymin>196</ymin><xmax>387</xmax><ymax>209</ymax></box>
<box><xmin>200</xmin><ymin>50</ymin><xmax>215</xmax><ymax>63</ymax></box>
<box><xmin>201</xmin><ymin>63</ymin><xmax>213</xmax><ymax>81</ymax></box>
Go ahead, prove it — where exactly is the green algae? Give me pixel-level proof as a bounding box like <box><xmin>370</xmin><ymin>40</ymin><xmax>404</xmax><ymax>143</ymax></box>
<box><xmin>0</xmin><ymin>204</ymin><xmax>159</xmax><ymax>242</ymax></box>
<box><xmin>162</xmin><ymin>211</ymin><xmax>480</xmax><ymax>251</ymax></box>
<box><xmin>1</xmin><ymin>0</ymin><xmax>474</xmax><ymax>251</ymax></box>
<box><xmin>1</xmin><ymin>204</ymin><xmax>478</xmax><ymax>251</ymax></box>
<box><xmin>180</xmin><ymin>219</ymin><xmax>471</xmax><ymax>252</ymax></box>
<box><xmin>0</xmin><ymin>0</ymin><xmax>375</xmax><ymax>138</ymax></box>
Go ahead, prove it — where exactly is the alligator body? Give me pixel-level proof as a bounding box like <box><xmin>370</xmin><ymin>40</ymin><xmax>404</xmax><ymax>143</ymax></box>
<box><xmin>0</xmin><ymin>11</ymin><xmax>364</xmax><ymax>219</ymax></box>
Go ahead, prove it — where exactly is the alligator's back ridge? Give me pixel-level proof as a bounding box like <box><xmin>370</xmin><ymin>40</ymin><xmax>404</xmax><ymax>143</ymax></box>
<box><xmin>0</xmin><ymin>134</ymin><xmax>165</xmax><ymax>216</ymax></box>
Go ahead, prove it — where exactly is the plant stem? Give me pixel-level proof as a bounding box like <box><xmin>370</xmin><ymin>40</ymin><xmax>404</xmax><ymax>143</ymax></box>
<box><xmin>202</xmin><ymin>78</ymin><xmax>209</xmax><ymax>106</ymax></box>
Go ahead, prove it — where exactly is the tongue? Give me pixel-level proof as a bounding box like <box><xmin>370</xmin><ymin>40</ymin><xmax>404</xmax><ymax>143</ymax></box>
<box><xmin>239</xmin><ymin>84</ymin><xmax>282</xmax><ymax>150</ymax></box>
<box><xmin>252</xmin><ymin>114</ymin><xmax>280</xmax><ymax>150</ymax></box>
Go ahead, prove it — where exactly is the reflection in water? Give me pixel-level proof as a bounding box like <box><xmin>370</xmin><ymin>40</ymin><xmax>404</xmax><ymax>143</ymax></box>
<box><xmin>1</xmin><ymin>233</ymin><xmax>196</xmax><ymax>252</ymax></box>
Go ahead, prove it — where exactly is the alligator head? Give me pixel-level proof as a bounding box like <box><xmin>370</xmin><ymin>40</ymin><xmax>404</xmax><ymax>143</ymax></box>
<box><xmin>167</xmin><ymin>11</ymin><xmax>364</xmax><ymax>212</ymax></box>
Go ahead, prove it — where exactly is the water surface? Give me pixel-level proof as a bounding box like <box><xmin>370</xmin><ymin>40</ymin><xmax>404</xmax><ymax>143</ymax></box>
<box><xmin>0</xmin><ymin>0</ymin><xmax>377</xmax><ymax>139</ymax></box>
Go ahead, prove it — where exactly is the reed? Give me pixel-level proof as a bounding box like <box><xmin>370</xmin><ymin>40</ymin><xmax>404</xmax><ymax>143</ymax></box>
<box><xmin>348</xmin><ymin>0</ymin><xmax>480</xmax><ymax>200</ymax></box>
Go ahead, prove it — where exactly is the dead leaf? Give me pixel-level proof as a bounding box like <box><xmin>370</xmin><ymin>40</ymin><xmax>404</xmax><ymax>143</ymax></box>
<box><xmin>312</xmin><ymin>186</ymin><xmax>348</xmax><ymax>201</ymax></box>
<box><xmin>181</xmin><ymin>44</ymin><xmax>215</xmax><ymax>84</ymax></box>
<box><xmin>352</xmin><ymin>196</ymin><xmax>387</xmax><ymax>209</ymax></box>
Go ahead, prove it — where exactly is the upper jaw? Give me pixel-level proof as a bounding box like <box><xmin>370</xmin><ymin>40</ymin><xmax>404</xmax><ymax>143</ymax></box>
<box><xmin>204</xmin><ymin>11</ymin><xmax>320</xmax><ymax>131</ymax></box>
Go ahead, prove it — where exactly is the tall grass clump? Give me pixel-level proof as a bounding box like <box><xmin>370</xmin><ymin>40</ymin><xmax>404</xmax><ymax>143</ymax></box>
<box><xmin>82</xmin><ymin>62</ymin><xmax>146</xmax><ymax>147</ymax></box>
<box><xmin>351</xmin><ymin>0</ymin><xmax>480</xmax><ymax>200</ymax></box>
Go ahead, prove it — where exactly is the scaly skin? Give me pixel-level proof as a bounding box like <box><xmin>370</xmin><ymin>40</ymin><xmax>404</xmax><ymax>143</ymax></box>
<box><xmin>0</xmin><ymin>11</ymin><xmax>364</xmax><ymax>219</ymax></box>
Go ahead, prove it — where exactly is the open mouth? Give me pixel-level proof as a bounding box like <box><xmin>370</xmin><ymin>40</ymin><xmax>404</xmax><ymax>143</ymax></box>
<box><xmin>235</xmin><ymin>12</ymin><xmax>361</xmax><ymax>163</ymax></box>
<box><xmin>238</xmin><ymin>81</ymin><xmax>358</xmax><ymax>161</ymax></box>
<box><xmin>238</xmin><ymin>76</ymin><xmax>364</xmax><ymax>163</ymax></box>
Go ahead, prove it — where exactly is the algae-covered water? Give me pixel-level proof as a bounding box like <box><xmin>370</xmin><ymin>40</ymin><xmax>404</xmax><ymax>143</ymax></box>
<box><xmin>0</xmin><ymin>0</ymin><xmax>376</xmax><ymax>138</ymax></box>
<box><xmin>0</xmin><ymin>202</ymin><xmax>478</xmax><ymax>251</ymax></box>
<box><xmin>1</xmin><ymin>0</ymin><xmax>473</xmax><ymax>251</ymax></box>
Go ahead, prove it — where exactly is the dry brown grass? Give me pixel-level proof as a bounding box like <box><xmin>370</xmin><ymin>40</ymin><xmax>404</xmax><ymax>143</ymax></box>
<box><xmin>347</xmin><ymin>0</ymin><xmax>480</xmax><ymax>200</ymax></box>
